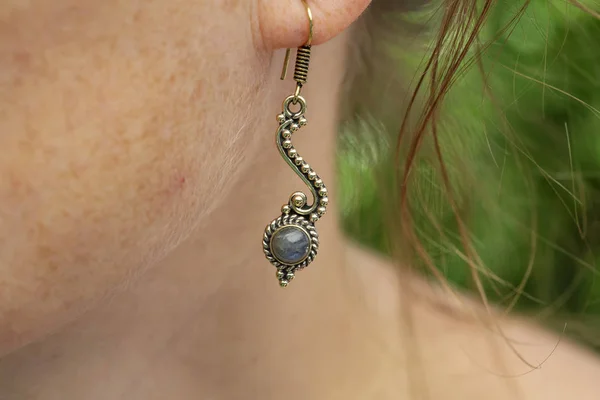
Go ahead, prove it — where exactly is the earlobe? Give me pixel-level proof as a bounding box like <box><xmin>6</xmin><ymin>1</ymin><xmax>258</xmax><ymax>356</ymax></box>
<box><xmin>258</xmin><ymin>0</ymin><xmax>371</xmax><ymax>50</ymax></box>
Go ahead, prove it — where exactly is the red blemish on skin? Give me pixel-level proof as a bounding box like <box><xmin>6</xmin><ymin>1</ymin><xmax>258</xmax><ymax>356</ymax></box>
<box><xmin>159</xmin><ymin>173</ymin><xmax>187</xmax><ymax>200</ymax></box>
<box><xmin>172</xmin><ymin>174</ymin><xmax>186</xmax><ymax>192</ymax></box>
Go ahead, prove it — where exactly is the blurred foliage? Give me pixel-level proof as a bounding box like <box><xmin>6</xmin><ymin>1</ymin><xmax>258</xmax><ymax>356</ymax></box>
<box><xmin>339</xmin><ymin>0</ymin><xmax>600</xmax><ymax>349</ymax></box>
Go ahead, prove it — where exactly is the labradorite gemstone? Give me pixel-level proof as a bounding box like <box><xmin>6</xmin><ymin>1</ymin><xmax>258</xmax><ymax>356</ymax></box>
<box><xmin>271</xmin><ymin>226</ymin><xmax>311</xmax><ymax>265</ymax></box>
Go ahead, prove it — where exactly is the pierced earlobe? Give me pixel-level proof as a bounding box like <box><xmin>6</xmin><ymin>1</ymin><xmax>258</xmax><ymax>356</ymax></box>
<box><xmin>258</xmin><ymin>0</ymin><xmax>371</xmax><ymax>50</ymax></box>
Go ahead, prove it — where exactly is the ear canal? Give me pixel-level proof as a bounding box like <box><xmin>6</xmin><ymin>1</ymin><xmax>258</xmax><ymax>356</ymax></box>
<box><xmin>258</xmin><ymin>0</ymin><xmax>372</xmax><ymax>50</ymax></box>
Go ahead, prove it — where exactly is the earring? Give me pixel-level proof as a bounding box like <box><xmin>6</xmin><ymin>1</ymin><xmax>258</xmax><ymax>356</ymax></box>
<box><xmin>262</xmin><ymin>0</ymin><xmax>328</xmax><ymax>288</ymax></box>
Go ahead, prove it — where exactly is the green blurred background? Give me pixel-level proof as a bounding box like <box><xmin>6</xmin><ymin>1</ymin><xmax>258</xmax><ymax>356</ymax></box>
<box><xmin>339</xmin><ymin>0</ymin><xmax>600</xmax><ymax>350</ymax></box>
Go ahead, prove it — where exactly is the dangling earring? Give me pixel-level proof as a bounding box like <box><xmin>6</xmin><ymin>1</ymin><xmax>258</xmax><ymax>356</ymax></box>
<box><xmin>262</xmin><ymin>0</ymin><xmax>328</xmax><ymax>288</ymax></box>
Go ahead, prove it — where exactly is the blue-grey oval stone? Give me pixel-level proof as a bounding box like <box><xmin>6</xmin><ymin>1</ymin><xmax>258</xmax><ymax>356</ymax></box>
<box><xmin>271</xmin><ymin>226</ymin><xmax>311</xmax><ymax>265</ymax></box>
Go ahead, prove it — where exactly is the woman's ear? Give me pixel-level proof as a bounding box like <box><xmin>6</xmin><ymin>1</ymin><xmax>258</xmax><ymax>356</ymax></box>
<box><xmin>258</xmin><ymin>0</ymin><xmax>371</xmax><ymax>50</ymax></box>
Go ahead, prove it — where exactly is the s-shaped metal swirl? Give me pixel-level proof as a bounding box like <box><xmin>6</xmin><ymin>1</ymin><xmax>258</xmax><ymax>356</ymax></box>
<box><xmin>276</xmin><ymin>95</ymin><xmax>328</xmax><ymax>221</ymax></box>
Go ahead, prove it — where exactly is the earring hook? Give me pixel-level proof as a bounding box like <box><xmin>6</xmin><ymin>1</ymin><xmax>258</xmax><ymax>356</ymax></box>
<box><xmin>280</xmin><ymin>0</ymin><xmax>314</xmax><ymax>81</ymax></box>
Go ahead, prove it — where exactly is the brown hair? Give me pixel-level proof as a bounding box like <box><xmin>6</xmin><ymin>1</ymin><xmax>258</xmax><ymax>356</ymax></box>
<box><xmin>341</xmin><ymin>1</ymin><xmax>574</xmax><ymax>395</ymax></box>
<box><xmin>344</xmin><ymin>0</ymin><xmax>600</xmax><ymax>366</ymax></box>
<box><xmin>344</xmin><ymin>0</ymin><xmax>510</xmax><ymax>285</ymax></box>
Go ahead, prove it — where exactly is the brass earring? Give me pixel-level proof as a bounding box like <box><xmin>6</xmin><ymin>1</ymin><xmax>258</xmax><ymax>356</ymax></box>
<box><xmin>262</xmin><ymin>0</ymin><xmax>328</xmax><ymax>288</ymax></box>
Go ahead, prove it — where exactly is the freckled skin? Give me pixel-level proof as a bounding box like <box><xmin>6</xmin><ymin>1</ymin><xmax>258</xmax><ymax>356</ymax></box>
<box><xmin>0</xmin><ymin>0</ymin><xmax>267</xmax><ymax>354</ymax></box>
<box><xmin>0</xmin><ymin>0</ymin><xmax>372</xmax><ymax>357</ymax></box>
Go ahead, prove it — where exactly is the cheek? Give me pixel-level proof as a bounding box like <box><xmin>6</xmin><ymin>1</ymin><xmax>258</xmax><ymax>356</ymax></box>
<box><xmin>0</xmin><ymin>0</ymin><xmax>267</xmax><ymax>354</ymax></box>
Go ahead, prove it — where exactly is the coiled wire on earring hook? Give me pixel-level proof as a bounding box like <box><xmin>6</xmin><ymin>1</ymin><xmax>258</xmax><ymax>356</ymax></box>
<box><xmin>280</xmin><ymin>0</ymin><xmax>313</xmax><ymax>100</ymax></box>
<box><xmin>293</xmin><ymin>46</ymin><xmax>311</xmax><ymax>85</ymax></box>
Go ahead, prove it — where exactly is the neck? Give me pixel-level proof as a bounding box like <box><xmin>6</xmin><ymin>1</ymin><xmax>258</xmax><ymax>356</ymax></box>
<box><xmin>0</xmin><ymin>36</ymin><xmax>404</xmax><ymax>399</ymax></box>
